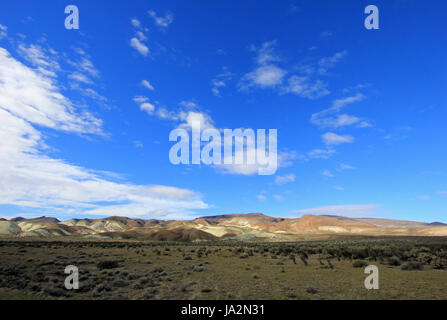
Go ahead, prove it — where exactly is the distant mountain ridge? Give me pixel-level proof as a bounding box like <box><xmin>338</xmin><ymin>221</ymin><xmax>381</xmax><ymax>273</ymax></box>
<box><xmin>0</xmin><ymin>213</ymin><xmax>446</xmax><ymax>241</ymax></box>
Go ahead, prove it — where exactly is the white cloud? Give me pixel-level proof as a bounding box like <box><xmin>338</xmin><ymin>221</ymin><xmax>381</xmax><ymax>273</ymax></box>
<box><xmin>318</xmin><ymin>50</ymin><xmax>347</xmax><ymax>71</ymax></box>
<box><xmin>211</xmin><ymin>67</ymin><xmax>232</xmax><ymax>97</ymax></box>
<box><xmin>133</xmin><ymin>140</ymin><xmax>143</xmax><ymax>148</ymax></box>
<box><xmin>332</xmin><ymin>94</ymin><xmax>365</xmax><ymax>110</ymax></box>
<box><xmin>240</xmin><ymin>41</ymin><xmax>286</xmax><ymax>90</ymax></box>
<box><xmin>277</xmin><ymin>151</ymin><xmax>296</xmax><ymax>168</ymax></box>
<box><xmin>311</xmin><ymin>93</ymin><xmax>366</xmax><ymax>129</ymax></box>
<box><xmin>133</xmin><ymin>96</ymin><xmax>156</xmax><ymax>115</ymax></box>
<box><xmin>68</xmin><ymin>72</ymin><xmax>92</xmax><ymax>84</ymax></box>
<box><xmin>77</xmin><ymin>57</ymin><xmax>99</xmax><ymax>78</ymax></box>
<box><xmin>135</xmin><ymin>94</ymin><xmax>292</xmax><ymax>176</ymax></box>
<box><xmin>333</xmin><ymin>186</ymin><xmax>344</xmax><ymax>191</ymax></box>
<box><xmin>257</xmin><ymin>193</ymin><xmax>267</xmax><ymax>202</ymax></box>
<box><xmin>290</xmin><ymin>204</ymin><xmax>379</xmax><ymax>218</ymax></box>
<box><xmin>216</xmin><ymin>149</ymin><xmax>290</xmax><ymax>176</ymax></box>
<box><xmin>141</xmin><ymin>79</ymin><xmax>155</xmax><ymax>90</ymax></box>
<box><xmin>416</xmin><ymin>195</ymin><xmax>430</xmax><ymax>201</ymax></box>
<box><xmin>0</xmin><ymin>24</ymin><xmax>7</xmax><ymax>39</ymax></box>
<box><xmin>437</xmin><ymin>191</ymin><xmax>447</xmax><ymax>195</ymax></box>
<box><xmin>176</xmin><ymin>108</ymin><xmax>287</xmax><ymax>176</ymax></box>
<box><xmin>136</xmin><ymin>31</ymin><xmax>147</xmax><ymax>41</ymax></box>
<box><xmin>130</xmin><ymin>37</ymin><xmax>149</xmax><ymax>56</ymax></box>
<box><xmin>66</xmin><ymin>50</ymin><xmax>100</xmax><ymax>86</ymax></box>
<box><xmin>148</xmin><ymin>10</ymin><xmax>174</xmax><ymax>28</ymax></box>
<box><xmin>319</xmin><ymin>114</ymin><xmax>361</xmax><ymax>128</ymax></box>
<box><xmin>131</xmin><ymin>18</ymin><xmax>141</xmax><ymax>28</ymax></box>
<box><xmin>155</xmin><ymin>107</ymin><xmax>178</xmax><ymax>120</ymax></box>
<box><xmin>253</xmin><ymin>40</ymin><xmax>280</xmax><ymax>65</ymax></box>
<box><xmin>178</xmin><ymin>111</ymin><xmax>215</xmax><ymax>131</ymax></box>
<box><xmin>140</xmin><ymin>102</ymin><xmax>156</xmax><ymax>114</ymax></box>
<box><xmin>82</xmin><ymin>88</ymin><xmax>107</xmax><ymax>102</ymax></box>
<box><xmin>0</xmin><ymin>48</ymin><xmax>101</xmax><ymax>134</ymax></box>
<box><xmin>146</xmin><ymin>185</ymin><xmax>198</xmax><ymax>200</ymax></box>
<box><xmin>133</xmin><ymin>95</ymin><xmax>149</xmax><ymax>104</ymax></box>
<box><xmin>322</xmin><ymin>132</ymin><xmax>354</xmax><ymax>145</ymax></box>
<box><xmin>343</xmin><ymin>83</ymin><xmax>371</xmax><ymax>94</ymax></box>
<box><xmin>284</xmin><ymin>75</ymin><xmax>330</xmax><ymax>99</ymax></box>
<box><xmin>273</xmin><ymin>195</ymin><xmax>284</xmax><ymax>201</ymax></box>
<box><xmin>275</xmin><ymin>174</ymin><xmax>295</xmax><ymax>185</ymax></box>
<box><xmin>18</xmin><ymin>44</ymin><xmax>60</xmax><ymax>73</ymax></box>
<box><xmin>307</xmin><ymin>148</ymin><xmax>336</xmax><ymax>159</ymax></box>
<box><xmin>0</xmin><ymin>46</ymin><xmax>208</xmax><ymax>219</ymax></box>
<box><xmin>339</xmin><ymin>163</ymin><xmax>355</xmax><ymax>170</ymax></box>
<box><xmin>130</xmin><ymin>18</ymin><xmax>150</xmax><ymax>56</ymax></box>
<box><xmin>322</xmin><ymin>169</ymin><xmax>334</xmax><ymax>178</ymax></box>
<box><xmin>240</xmin><ymin>42</ymin><xmax>341</xmax><ymax>101</ymax></box>
<box><xmin>179</xmin><ymin>100</ymin><xmax>198</xmax><ymax>108</ymax></box>
<box><xmin>241</xmin><ymin>65</ymin><xmax>286</xmax><ymax>89</ymax></box>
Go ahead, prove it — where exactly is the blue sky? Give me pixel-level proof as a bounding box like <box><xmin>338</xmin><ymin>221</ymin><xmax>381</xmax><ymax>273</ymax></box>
<box><xmin>0</xmin><ymin>0</ymin><xmax>446</xmax><ymax>222</ymax></box>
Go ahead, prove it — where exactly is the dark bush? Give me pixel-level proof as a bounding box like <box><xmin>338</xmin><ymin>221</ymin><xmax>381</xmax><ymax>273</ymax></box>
<box><xmin>352</xmin><ymin>260</ymin><xmax>368</xmax><ymax>268</ymax></box>
<box><xmin>401</xmin><ymin>261</ymin><xmax>423</xmax><ymax>271</ymax></box>
<box><xmin>97</xmin><ymin>260</ymin><xmax>120</xmax><ymax>270</ymax></box>
<box><xmin>306</xmin><ymin>286</ymin><xmax>318</xmax><ymax>294</ymax></box>
<box><xmin>387</xmin><ymin>256</ymin><xmax>401</xmax><ymax>266</ymax></box>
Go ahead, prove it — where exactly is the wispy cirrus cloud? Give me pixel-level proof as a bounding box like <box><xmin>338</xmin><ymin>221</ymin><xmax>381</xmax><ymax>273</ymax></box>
<box><xmin>18</xmin><ymin>44</ymin><xmax>60</xmax><ymax>74</ymax></box>
<box><xmin>0</xmin><ymin>24</ymin><xmax>7</xmax><ymax>39</ymax></box>
<box><xmin>306</xmin><ymin>148</ymin><xmax>336</xmax><ymax>160</ymax></box>
<box><xmin>211</xmin><ymin>67</ymin><xmax>232</xmax><ymax>97</ymax></box>
<box><xmin>275</xmin><ymin>173</ymin><xmax>295</xmax><ymax>185</ymax></box>
<box><xmin>321</xmin><ymin>169</ymin><xmax>334</xmax><ymax>178</ymax></box>
<box><xmin>283</xmin><ymin>75</ymin><xmax>330</xmax><ymax>99</ymax></box>
<box><xmin>311</xmin><ymin>93</ymin><xmax>368</xmax><ymax>129</ymax></box>
<box><xmin>240</xmin><ymin>41</ymin><xmax>349</xmax><ymax>100</ymax></box>
<box><xmin>338</xmin><ymin>163</ymin><xmax>355</xmax><ymax>170</ymax></box>
<box><xmin>290</xmin><ymin>204</ymin><xmax>379</xmax><ymax>218</ymax></box>
<box><xmin>318</xmin><ymin>50</ymin><xmax>347</xmax><ymax>74</ymax></box>
<box><xmin>322</xmin><ymin>132</ymin><xmax>354</xmax><ymax>145</ymax></box>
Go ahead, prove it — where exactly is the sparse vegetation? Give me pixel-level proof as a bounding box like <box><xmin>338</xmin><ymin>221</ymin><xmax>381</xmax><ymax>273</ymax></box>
<box><xmin>0</xmin><ymin>237</ymin><xmax>447</xmax><ymax>299</ymax></box>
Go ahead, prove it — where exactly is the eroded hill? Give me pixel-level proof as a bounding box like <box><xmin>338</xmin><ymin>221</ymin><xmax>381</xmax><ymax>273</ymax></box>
<box><xmin>1</xmin><ymin>213</ymin><xmax>447</xmax><ymax>241</ymax></box>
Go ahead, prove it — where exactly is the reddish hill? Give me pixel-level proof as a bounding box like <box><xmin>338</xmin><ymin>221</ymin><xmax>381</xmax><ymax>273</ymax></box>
<box><xmin>5</xmin><ymin>213</ymin><xmax>447</xmax><ymax>241</ymax></box>
<box><xmin>276</xmin><ymin>215</ymin><xmax>376</xmax><ymax>233</ymax></box>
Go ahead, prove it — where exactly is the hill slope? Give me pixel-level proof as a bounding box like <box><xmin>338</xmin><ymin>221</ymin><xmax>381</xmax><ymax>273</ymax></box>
<box><xmin>1</xmin><ymin>214</ymin><xmax>446</xmax><ymax>241</ymax></box>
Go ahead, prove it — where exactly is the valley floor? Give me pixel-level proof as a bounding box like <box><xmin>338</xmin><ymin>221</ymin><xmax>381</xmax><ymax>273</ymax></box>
<box><xmin>0</xmin><ymin>237</ymin><xmax>446</xmax><ymax>300</ymax></box>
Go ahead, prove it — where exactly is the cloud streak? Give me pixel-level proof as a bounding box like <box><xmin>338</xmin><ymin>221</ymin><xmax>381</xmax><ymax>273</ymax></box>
<box><xmin>290</xmin><ymin>204</ymin><xmax>379</xmax><ymax>218</ymax></box>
